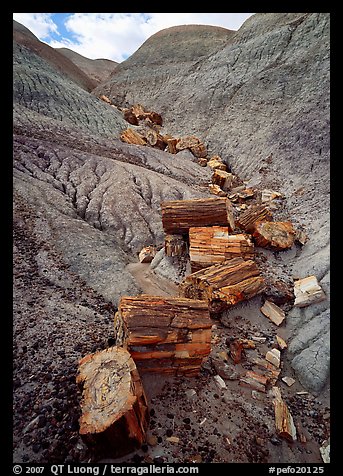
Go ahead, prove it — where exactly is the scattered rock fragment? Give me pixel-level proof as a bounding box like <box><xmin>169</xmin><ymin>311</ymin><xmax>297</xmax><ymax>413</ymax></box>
<box><xmin>166</xmin><ymin>436</ymin><xmax>180</xmax><ymax>444</ymax></box>
<box><xmin>261</xmin><ymin>189</ymin><xmax>282</xmax><ymax>202</ymax></box>
<box><xmin>282</xmin><ymin>376</ymin><xmax>296</xmax><ymax>387</ymax></box>
<box><xmin>209</xmin><ymin>183</ymin><xmax>227</xmax><ymax>197</ymax></box>
<box><xmin>272</xmin><ymin>387</ymin><xmax>297</xmax><ymax>442</ymax></box>
<box><xmin>320</xmin><ymin>438</ymin><xmax>330</xmax><ymax>463</ymax></box>
<box><xmin>228</xmin><ymin>338</ymin><xmax>245</xmax><ymax>364</ymax></box>
<box><xmin>276</xmin><ymin>335</ymin><xmax>288</xmax><ymax>350</ymax></box>
<box><xmin>139</xmin><ymin>246</ymin><xmax>156</xmax><ymax>263</ymax></box>
<box><xmin>265</xmin><ymin>349</ymin><xmax>281</xmax><ymax>368</ymax></box>
<box><xmin>99</xmin><ymin>94</ymin><xmax>111</xmax><ymax>104</ymax></box>
<box><xmin>214</xmin><ymin>374</ymin><xmax>227</xmax><ymax>389</ymax></box>
<box><xmin>198</xmin><ymin>158</ymin><xmax>208</xmax><ymax>167</ymax></box>
<box><xmin>185</xmin><ymin>389</ymin><xmax>197</xmax><ymax>399</ymax></box>
<box><xmin>207</xmin><ymin>156</ymin><xmax>227</xmax><ymax>171</ymax></box>
<box><xmin>260</xmin><ymin>300</ymin><xmax>286</xmax><ymax>326</ymax></box>
<box><xmin>293</xmin><ymin>275</ymin><xmax>326</xmax><ymax>307</ymax></box>
<box><xmin>295</xmin><ymin>229</ymin><xmax>308</xmax><ymax>246</ymax></box>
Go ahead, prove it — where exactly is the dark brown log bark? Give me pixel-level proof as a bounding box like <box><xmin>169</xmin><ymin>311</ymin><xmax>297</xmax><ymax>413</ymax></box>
<box><xmin>189</xmin><ymin>226</ymin><xmax>254</xmax><ymax>272</ymax></box>
<box><xmin>118</xmin><ymin>295</ymin><xmax>212</xmax><ymax>376</ymax></box>
<box><xmin>77</xmin><ymin>346</ymin><xmax>149</xmax><ymax>457</ymax></box>
<box><xmin>161</xmin><ymin>197</ymin><xmax>235</xmax><ymax>234</ymax></box>
<box><xmin>179</xmin><ymin>257</ymin><xmax>265</xmax><ymax>314</ymax></box>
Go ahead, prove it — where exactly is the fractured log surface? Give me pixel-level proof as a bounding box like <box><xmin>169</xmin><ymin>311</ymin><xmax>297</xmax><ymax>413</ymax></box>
<box><xmin>189</xmin><ymin>226</ymin><xmax>254</xmax><ymax>272</ymax></box>
<box><xmin>175</xmin><ymin>136</ymin><xmax>207</xmax><ymax>158</ymax></box>
<box><xmin>260</xmin><ymin>300</ymin><xmax>286</xmax><ymax>326</ymax></box>
<box><xmin>118</xmin><ymin>295</ymin><xmax>212</xmax><ymax>376</ymax></box>
<box><xmin>179</xmin><ymin>257</ymin><xmax>265</xmax><ymax>314</ymax></box>
<box><xmin>293</xmin><ymin>275</ymin><xmax>326</xmax><ymax>308</ymax></box>
<box><xmin>237</xmin><ymin>204</ymin><xmax>273</xmax><ymax>232</ymax></box>
<box><xmin>252</xmin><ymin>221</ymin><xmax>295</xmax><ymax>250</ymax></box>
<box><xmin>272</xmin><ymin>386</ymin><xmax>297</xmax><ymax>442</ymax></box>
<box><xmin>161</xmin><ymin>197</ymin><xmax>235</xmax><ymax>235</ymax></box>
<box><xmin>211</xmin><ymin>170</ymin><xmax>235</xmax><ymax>191</ymax></box>
<box><xmin>77</xmin><ymin>346</ymin><xmax>149</xmax><ymax>456</ymax></box>
<box><xmin>120</xmin><ymin>128</ymin><xmax>147</xmax><ymax>146</ymax></box>
<box><xmin>164</xmin><ymin>234</ymin><xmax>188</xmax><ymax>257</ymax></box>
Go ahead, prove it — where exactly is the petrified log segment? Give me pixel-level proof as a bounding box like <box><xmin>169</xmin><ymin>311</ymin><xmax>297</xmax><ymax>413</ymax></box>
<box><xmin>179</xmin><ymin>257</ymin><xmax>265</xmax><ymax>314</ymax></box>
<box><xmin>175</xmin><ymin>136</ymin><xmax>207</xmax><ymax>158</ymax></box>
<box><xmin>237</xmin><ymin>204</ymin><xmax>273</xmax><ymax>232</ymax></box>
<box><xmin>164</xmin><ymin>234</ymin><xmax>188</xmax><ymax>257</ymax></box>
<box><xmin>161</xmin><ymin>197</ymin><xmax>235</xmax><ymax>235</ymax></box>
<box><xmin>211</xmin><ymin>169</ymin><xmax>235</xmax><ymax>191</ymax></box>
<box><xmin>139</xmin><ymin>246</ymin><xmax>156</xmax><ymax>263</ymax></box>
<box><xmin>120</xmin><ymin>128</ymin><xmax>147</xmax><ymax>146</ymax></box>
<box><xmin>209</xmin><ymin>183</ymin><xmax>227</xmax><ymax>196</ymax></box>
<box><xmin>118</xmin><ymin>295</ymin><xmax>212</xmax><ymax>376</ymax></box>
<box><xmin>77</xmin><ymin>346</ymin><xmax>149</xmax><ymax>456</ymax></box>
<box><xmin>272</xmin><ymin>387</ymin><xmax>297</xmax><ymax>442</ymax></box>
<box><xmin>189</xmin><ymin>226</ymin><xmax>254</xmax><ymax>272</ymax></box>
<box><xmin>260</xmin><ymin>300</ymin><xmax>286</xmax><ymax>326</ymax></box>
<box><xmin>293</xmin><ymin>275</ymin><xmax>326</xmax><ymax>307</ymax></box>
<box><xmin>252</xmin><ymin>221</ymin><xmax>295</xmax><ymax>250</ymax></box>
<box><xmin>207</xmin><ymin>157</ymin><xmax>227</xmax><ymax>171</ymax></box>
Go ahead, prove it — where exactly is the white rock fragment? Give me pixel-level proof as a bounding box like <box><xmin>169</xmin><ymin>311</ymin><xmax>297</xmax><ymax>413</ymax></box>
<box><xmin>276</xmin><ymin>335</ymin><xmax>288</xmax><ymax>350</ymax></box>
<box><xmin>282</xmin><ymin>376</ymin><xmax>296</xmax><ymax>387</ymax></box>
<box><xmin>293</xmin><ymin>275</ymin><xmax>326</xmax><ymax>308</ymax></box>
<box><xmin>214</xmin><ymin>374</ymin><xmax>227</xmax><ymax>389</ymax></box>
<box><xmin>260</xmin><ymin>300</ymin><xmax>286</xmax><ymax>326</ymax></box>
<box><xmin>185</xmin><ymin>389</ymin><xmax>197</xmax><ymax>399</ymax></box>
<box><xmin>265</xmin><ymin>348</ymin><xmax>281</xmax><ymax>368</ymax></box>
<box><xmin>138</xmin><ymin>246</ymin><xmax>156</xmax><ymax>263</ymax></box>
<box><xmin>320</xmin><ymin>438</ymin><xmax>330</xmax><ymax>463</ymax></box>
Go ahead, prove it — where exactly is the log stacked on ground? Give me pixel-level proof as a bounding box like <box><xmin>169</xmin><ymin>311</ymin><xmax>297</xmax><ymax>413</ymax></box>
<box><xmin>161</xmin><ymin>197</ymin><xmax>235</xmax><ymax>235</ymax></box>
<box><xmin>179</xmin><ymin>257</ymin><xmax>265</xmax><ymax>314</ymax></box>
<box><xmin>189</xmin><ymin>226</ymin><xmax>254</xmax><ymax>272</ymax></box>
<box><xmin>118</xmin><ymin>295</ymin><xmax>212</xmax><ymax>376</ymax></box>
<box><xmin>77</xmin><ymin>346</ymin><xmax>149</xmax><ymax>456</ymax></box>
<box><xmin>237</xmin><ymin>204</ymin><xmax>273</xmax><ymax>232</ymax></box>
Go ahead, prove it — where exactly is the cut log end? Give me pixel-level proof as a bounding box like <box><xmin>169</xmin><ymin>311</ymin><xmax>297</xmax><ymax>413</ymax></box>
<box><xmin>77</xmin><ymin>346</ymin><xmax>149</xmax><ymax>457</ymax></box>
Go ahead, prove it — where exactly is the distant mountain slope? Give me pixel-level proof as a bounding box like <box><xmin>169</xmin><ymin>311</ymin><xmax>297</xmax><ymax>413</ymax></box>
<box><xmin>57</xmin><ymin>47</ymin><xmax>117</xmax><ymax>85</ymax></box>
<box><xmin>93</xmin><ymin>24</ymin><xmax>235</xmax><ymax>105</ymax></box>
<box><xmin>13</xmin><ymin>19</ymin><xmax>96</xmax><ymax>91</ymax></box>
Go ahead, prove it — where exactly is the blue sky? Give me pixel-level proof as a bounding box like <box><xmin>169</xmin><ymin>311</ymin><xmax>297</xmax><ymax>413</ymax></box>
<box><xmin>13</xmin><ymin>13</ymin><xmax>254</xmax><ymax>62</ymax></box>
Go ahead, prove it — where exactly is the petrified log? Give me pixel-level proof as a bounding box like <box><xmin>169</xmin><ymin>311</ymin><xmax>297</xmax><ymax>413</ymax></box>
<box><xmin>77</xmin><ymin>346</ymin><xmax>149</xmax><ymax>456</ymax></box>
<box><xmin>189</xmin><ymin>226</ymin><xmax>254</xmax><ymax>272</ymax></box>
<box><xmin>237</xmin><ymin>204</ymin><xmax>273</xmax><ymax>232</ymax></box>
<box><xmin>293</xmin><ymin>275</ymin><xmax>326</xmax><ymax>307</ymax></box>
<box><xmin>176</xmin><ymin>136</ymin><xmax>207</xmax><ymax>158</ymax></box>
<box><xmin>250</xmin><ymin>357</ymin><xmax>281</xmax><ymax>385</ymax></box>
<box><xmin>252</xmin><ymin>221</ymin><xmax>295</xmax><ymax>250</ymax></box>
<box><xmin>211</xmin><ymin>170</ymin><xmax>235</xmax><ymax>191</ymax></box>
<box><xmin>123</xmin><ymin>109</ymin><xmax>139</xmax><ymax>125</ymax></box>
<box><xmin>145</xmin><ymin>129</ymin><xmax>165</xmax><ymax>150</ymax></box>
<box><xmin>118</xmin><ymin>295</ymin><xmax>212</xmax><ymax>376</ymax></box>
<box><xmin>120</xmin><ymin>128</ymin><xmax>147</xmax><ymax>146</ymax></box>
<box><xmin>165</xmin><ymin>234</ymin><xmax>188</xmax><ymax>257</ymax></box>
<box><xmin>165</xmin><ymin>137</ymin><xmax>179</xmax><ymax>154</ymax></box>
<box><xmin>272</xmin><ymin>387</ymin><xmax>297</xmax><ymax>442</ymax></box>
<box><xmin>207</xmin><ymin>157</ymin><xmax>227</xmax><ymax>171</ymax></box>
<box><xmin>161</xmin><ymin>197</ymin><xmax>235</xmax><ymax>235</ymax></box>
<box><xmin>260</xmin><ymin>300</ymin><xmax>286</xmax><ymax>326</ymax></box>
<box><xmin>179</xmin><ymin>257</ymin><xmax>265</xmax><ymax>314</ymax></box>
<box><xmin>209</xmin><ymin>183</ymin><xmax>227</xmax><ymax>197</ymax></box>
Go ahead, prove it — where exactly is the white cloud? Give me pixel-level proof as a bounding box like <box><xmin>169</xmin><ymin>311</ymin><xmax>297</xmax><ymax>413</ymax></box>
<box><xmin>13</xmin><ymin>13</ymin><xmax>59</xmax><ymax>39</ymax></box>
<box><xmin>13</xmin><ymin>13</ymin><xmax>254</xmax><ymax>62</ymax></box>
